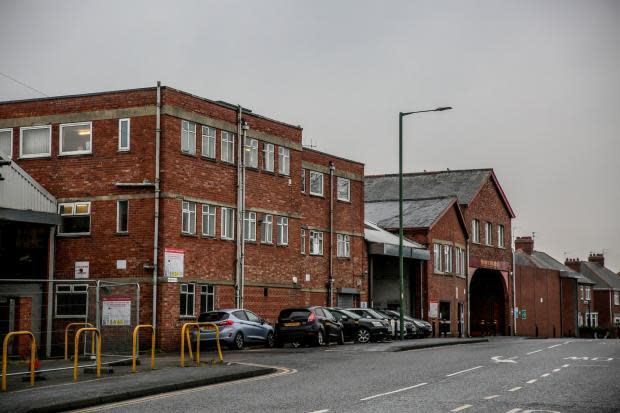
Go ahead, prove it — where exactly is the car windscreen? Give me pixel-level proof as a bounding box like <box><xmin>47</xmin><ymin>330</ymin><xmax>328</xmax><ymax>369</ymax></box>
<box><xmin>198</xmin><ymin>312</ymin><xmax>229</xmax><ymax>322</ymax></box>
<box><xmin>337</xmin><ymin>309</ymin><xmax>361</xmax><ymax>319</ymax></box>
<box><xmin>365</xmin><ymin>309</ymin><xmax>388</xmax><ymax>319</ymax></box>
<box><xmin>279</xmin><ymin>309</ymin><xmax>311</xmax><ymax>321</ymax></box>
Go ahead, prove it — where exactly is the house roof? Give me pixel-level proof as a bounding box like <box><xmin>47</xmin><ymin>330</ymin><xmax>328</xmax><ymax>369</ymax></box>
<box><xmin>578</xmin><ymin>261</ymin><xmax>620</xmax><ymax>291</ymax></box>
<box><xmin>515</xmin><ymin>250</ymin><xmax>595</xmax><ymax>284</ymax></box>
<box><xmin>365</xmin><ymin>168</ymin><xmax>515</xmax><ymax>218</ymax></box>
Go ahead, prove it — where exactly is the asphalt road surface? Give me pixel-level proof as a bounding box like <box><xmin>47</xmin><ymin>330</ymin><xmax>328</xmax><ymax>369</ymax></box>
<box><xmin>77</xmin><ymin>337</ymin><xmax>620</xmax><ymax>413</ymax></box>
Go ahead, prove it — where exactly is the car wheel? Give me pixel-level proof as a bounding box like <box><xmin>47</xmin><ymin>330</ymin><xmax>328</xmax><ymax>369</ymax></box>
<box><xmin>315</xmin><ymin>329</ymin><xmax>325</xmax><ymax>347</ymax></box>
<box><xmin>356</xmin><ymin>328</ymin><xmax>371</xmax><ymax>344</ymax></box>
<box><xmin>230</xmin><ymin>332</ymin><xmax>244</xmax><ymax>350</ymax></box>
<box><xmin>337</xmin><ymin>329</ymin><xmax>345</xmax><ymax>345</ymax></box>
<box><xmin>265</xmin><ymin>332</ymin><xmax>274</xmax><ymax>348</ymax></box>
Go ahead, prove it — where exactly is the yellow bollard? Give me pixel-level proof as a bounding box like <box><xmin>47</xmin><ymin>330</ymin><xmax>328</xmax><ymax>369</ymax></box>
<box><xmin>132</xmin><ymin>325</ymin><xmax>156</xmax><ymax>373</ymax></box>
<box><xmin>180</xmin><ymin>322</ymin><xmax>223</xmax><ymax>367</ymax></box>
<box><xmin>64</xmin><ymin>322</ymin><xmax>95</xmax><ymax>360</ymax></box>
<box><xmin>2</xmin><ymin>331</ymin><xmax>36</xmax><ymax>392</ymax></box>
<box><xmin>73</xmin><ymin>327</ymin><xmax>101</xmax><ymax>382</ymax></box>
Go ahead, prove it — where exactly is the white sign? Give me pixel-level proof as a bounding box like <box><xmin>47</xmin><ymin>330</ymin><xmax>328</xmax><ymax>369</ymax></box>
<box><xmin>360</xmin><ymin>301</ymin><xmax>368</xmax><ymax>309</ymax></box>
<box><xmin>102</xmin><ymin>297</ymin><xmax>131</xmax><ymax>326</ymax></box>
<box><xmin>429</xmin><ymin>301</ymin><xmax>438</xmax><ymax>319</ymax></box>
<box><xmin>116</xmin><ymin>260</ymin><xmax>127</xmax><ymax>270</ymax></box>
<box><xmin>75</xmin><ymin>261</ymin><xmax>89</xmax><ymax>279</ymax></box>
<box><xmin>164</xmin><ymin>247</ymin><xmax>184</xmax><ymax>278</ymax></box>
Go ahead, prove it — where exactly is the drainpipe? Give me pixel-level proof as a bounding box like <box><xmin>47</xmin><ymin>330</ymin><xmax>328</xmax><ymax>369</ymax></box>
<box><xmin>240</xmin><ymin>120</ymin><xmax>249</xmax><ymax>309</ymax></box>
<box><xmin>466</xmin><ymin>242</ymin><xmax>470</xmax><ymax>337</ymax></box>
<box><xmin>559</xmin><ymin>278</ymin><xmax>564</xmax><ymax>337</ymax></box>
<box><xmin>235</xmin><ymin>106</ymin><xmax>243</xmax><ymax>308</ymax></box>
<box><xmin>512</xmin><ymin>244</ymin><xmax>517</xmax><ymax>336</ymax></box>
<box><xmin>420</xmin><ymin>260</ymin><xmax>424</xmax><ymax>319</ymax></box>
<box><xmin>328</xmin><ymin>161</ymin><xmax>335</xmax><ymax>307</ymax></box>
<box><xmin>45</xmin><ymin>226</ymin><xmax>55</xmax><ymax>358</ymax></box>
<box><xmin>152</xmin><ymin>81</ymin><xmax>161</xmax><ymax>329</ymax></box>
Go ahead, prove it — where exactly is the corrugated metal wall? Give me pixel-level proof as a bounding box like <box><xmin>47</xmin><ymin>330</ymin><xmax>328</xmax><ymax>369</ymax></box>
<box><xmin>0</xmin><ymin>154</ymin><xmax>56</xmax><ymax>213</ymax></box>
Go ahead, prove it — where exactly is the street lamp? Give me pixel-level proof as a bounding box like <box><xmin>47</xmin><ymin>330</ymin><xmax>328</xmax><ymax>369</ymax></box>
<box><xmin>398</xmin><ymin>106</ymin><xmax>452</xmax><ymax>340</ymax></box>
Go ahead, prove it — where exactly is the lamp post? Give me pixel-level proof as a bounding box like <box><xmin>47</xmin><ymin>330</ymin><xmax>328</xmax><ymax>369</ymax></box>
<box><xmin>398</xmin><ymin>106</ymin><xmax>452</xmax><ymax>340</ymax></box>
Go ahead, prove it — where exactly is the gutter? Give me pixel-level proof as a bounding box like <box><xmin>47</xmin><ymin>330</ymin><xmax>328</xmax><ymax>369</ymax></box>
<box><xmin>152</xmin><ymin>81</ymin><xmax>161</xmax><ymax>329</ymax></box>
<box><xmin>328</xmin><ymin>161</ymin><xmax>335</xmax><ymax>307</ymax></box>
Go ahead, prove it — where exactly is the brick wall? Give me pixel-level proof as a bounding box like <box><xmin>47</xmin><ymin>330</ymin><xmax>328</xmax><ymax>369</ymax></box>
<box><xmin>515</xmin><ymin>265</ymin><xmax>562</xmax><ymax>337</ymax></box>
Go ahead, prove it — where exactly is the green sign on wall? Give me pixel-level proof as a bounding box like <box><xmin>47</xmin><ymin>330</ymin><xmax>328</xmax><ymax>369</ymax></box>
<box><xmin>521</xmin><ymin>309</ymin><xmax>527</xmax><ymax>320</ymax></box>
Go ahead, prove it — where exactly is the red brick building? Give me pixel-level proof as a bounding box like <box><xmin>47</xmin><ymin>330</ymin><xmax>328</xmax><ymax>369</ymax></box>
<box><xmin>0</xmin><ymin>85</ymin><xmax>366</xmax><ymax>351</ymax></box>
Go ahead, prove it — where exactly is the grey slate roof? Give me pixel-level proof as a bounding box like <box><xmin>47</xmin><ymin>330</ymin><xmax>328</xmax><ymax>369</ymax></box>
<box><xmin>578</xmin><ymin>262</ymin><xmax>620</xmax><ymax>290</ymax></box>
<box><xmin>365</xmin><ymin>169</ymin><xmax>492</xmax><ymax>205</ymax></box>
<box><xmin>365</xmin><ymin>197</ymin><xmax>456</xmax><ymax>229</ymax></box>
<box><xmin>515</xmin><ymin>250</ymin><xmax>595</xmax><ymax>285</ymax></box>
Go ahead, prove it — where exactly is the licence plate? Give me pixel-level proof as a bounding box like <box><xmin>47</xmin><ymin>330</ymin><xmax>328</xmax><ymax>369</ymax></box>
<box><xmin>284</xmin><ymin>322</ymin><xmax>301</xmax><ymax>327</ymax></box>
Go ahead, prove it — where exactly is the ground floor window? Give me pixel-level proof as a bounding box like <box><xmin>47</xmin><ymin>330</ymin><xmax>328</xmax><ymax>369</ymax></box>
<box><xmin>585</xmin><ymin>312</ymin><xmax>598</xmax><ymax>327</ymax></box>
<box><xmin>180</xmin><ymin>283</ymin><xmax>195</xmax><ymax>317</ymax></box>
<box><xmin>200</xmin><ymin>285</ymin><xmax>215</xmax><ymax>314</ymax></box>
<box><xmin>55</xmin><ymin>284</ymin><xmax>88</xmax><ymax>318</ymax></box>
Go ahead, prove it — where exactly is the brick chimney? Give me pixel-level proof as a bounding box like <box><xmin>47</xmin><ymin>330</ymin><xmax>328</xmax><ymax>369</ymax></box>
<box><xmin>588</xmin><ymin>253</ymin><xmax>604</xmax><ymax>267</ymax></box>
<box><xmin>564</xmin><ymin>258</ymin><xmax>581</xmax><ymax>273</ymax></box>
<box><xmin>515</xmin><ymin>236</ymin><xmax>534</xmax><ymax>255</ymax></box>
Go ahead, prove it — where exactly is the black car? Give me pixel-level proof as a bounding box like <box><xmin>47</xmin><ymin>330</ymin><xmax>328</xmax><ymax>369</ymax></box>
<box><xmin>328</xmin><ymin>307</ymin><xmax>390</xmax><ymax>343</ymax></box>
<box><xmin>347</xmin><ymin>308</ymin><xmax>395</xmax><ymax>337</ymax></box>
<box><xmin>274</xmin><ymin>306</ymin><xmax>345</xmax><ymax>347</ymax></box>
<box><xmin>373</xmin><ymin>309</ymin><xmax>417</xmax><ymax>339</ymax></box>
<box><xmin>377</xmin><ymin>309</ymin><xmax>422</xmax><ymax>338</ymax></box>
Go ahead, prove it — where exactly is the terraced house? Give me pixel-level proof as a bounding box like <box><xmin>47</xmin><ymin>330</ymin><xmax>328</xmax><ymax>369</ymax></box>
<box><xmin>0</xmin><ymin>85</ymin><xmax>366</xmax><ymax>352</ymax></box>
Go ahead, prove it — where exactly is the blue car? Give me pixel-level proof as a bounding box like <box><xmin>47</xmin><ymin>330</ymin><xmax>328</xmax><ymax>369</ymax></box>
<box><xmin>193</xmin><ymin>309</ymin><xmax>275</xmax><ymax>350</ymax></box>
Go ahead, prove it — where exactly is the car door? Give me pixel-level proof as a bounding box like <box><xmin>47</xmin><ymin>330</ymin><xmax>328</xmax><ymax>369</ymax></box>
<box><xmin>322</xmin><ymin>308</ymin><xmax>341</xmax><ymax>340</ymax></box>
<box><xmin>244</xmin><ymin>310</ymin><xmax>267</xmax><ymax>342</ymax></box>
<box><xmin>232</xmin><ymin>310</ymin><xmax>257</xmax><ymax>342</ymax></box>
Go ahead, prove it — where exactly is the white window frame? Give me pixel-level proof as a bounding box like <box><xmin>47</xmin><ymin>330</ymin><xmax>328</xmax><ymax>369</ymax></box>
<box><xmin>116</xmin><ymin>200</ymin><xmax>128</xmax><ymax>233</ymax></box>
<box><xmin>221</xmin><ymin>131</ymin><xmax>235</xmax><ymax>163</ymax></box>
<box><xmin>485</xmin><ymin>222</ymin><xmax>493</xmax><ymax>246</ymax></box>
<box><xmin>277</xmin><ymin>216</ymin><xmax>289</xmax><ymax>246</ymax></box>
<box><xmin>58</xmin><ymin>202</ymin><xmax>91</xmax><ymax>235</ymax></box>
<box><xmin>301</xmin><ymin>169</ymin><xmax>306</xmax><ymax>193</ymax></box>
<box><xmin>472</xmin><ymin>219</ymin><xmax>480</xmax><ymax>244</ymax></box>
<box><xmin>309</xmin><ymin>230</ymin><xmax>324</xmax><ymax>255</ymax></box>
<box><xmin>580</xmin><ymin>286</ymin><xmax>584</xmax><ymax>301</ymax></box>
<box><xmin>244</xmin><ymin>137</ymin><xmax>258</xmax><ymax>168</ymax></box>
<box><xmin>337</xmin><ymin>234</ymin><xmax>350</xmax><ymax>258</ymax></box>
<box><xmin>309</xmin><ymin>171</ymin><xmax>324</xmax><ymax>196</ymax></box>
<box><xmin>200</xmin><ymin>284</ymin><xmax>215</xmax><ymax>314</ymax></box>
<box><xmin>59</xmin><ymin>122</ymin><xmax>92</xmax><ymax>156</ymax></box>
<box><xmin>278</xmin><ymin>146</ymin><xmax>290</xmax><ymax>175</ymax></box>
<box><xmin>221</xmin><ymin>207</ymin><xmax>235</xmax><ymax>240</ymax></box>
<box><xmin>444</xmin><ymin>245</ymin><xmax>453</xmax><ymax>273</ymax></box>
<box><xmin>337</xmin><ymin>177</ymin><xmax>351</xmax><ymax>202</ymax></box>
<box><xmin>118</xmin><ymin>118</ymin><xmax>130</xmax><ymax>151</ymax></box>
<box><xmin>201</xmin><ymin>204</ymin><xmax>216</xmax><ymax>237</ymax></box>
<box><xmin>497</xmin><ymin>224</ymin><xmax>505</xmax><ymax>248</ymax></box>
<box><xmin>181</xmin><ymin>120</ymin><xmax>196</xmax><ymax>154</ymax></box>
<box><xmin>614</xmin><ymin>292</ymin><xmax>619</xmax><ymax>306</ymax></box>
<box><xmin>20</xmin><ymin>125</ymin><xmax>51</xmax><ymax>159</ymax></box>
<box><xmin>0</xmin><ymin>128</ymin><xmax>13</xmax><ymax>159</ymax></box>
<box><xmin>301</xmin><ymin>228</ymin><xmax>306</xmax><ymax>254</ymax></box>
<box><xmin>263</xmin><ymin>143</ymin><xmax>274</xmax><ymax>172</ymax></box>
<box><xmin>586</xmin><ymin>312</ymin><xmax>598</xmax><ymax>327</ymax></box>
<box><xmin>261</xmin><ymin>214</ymin><xmax>273</xmax><ymax>244</ymax></box>
<box><xmin>433</xmin><ymin>243</ymin><xmax>442</xmax><ymax>273</ymax></box>
<box><xmin>54</xmin><ymin>284</ymin><xmax>89</xmax><ymax>318</ymax></box>
<box><xmin>201</xmin><ymin>126</ymin><xmax>216</xmax><ymax>159</ymax></box>
<box><xmin>585</xmin><ymin>286</ymin><xmax>591</xmax><ymax>301</ymax></box>
<box><xmin>244</xmin><ymin>211</ymin><xmax>257</xmax><ymax>241</ymax></box>
<box><xmin>180</xmin><ymin>283</ymin><xmax>196</xmax><ymax>317</ymax></box>
<box><xmin>182</xmin><ymin>201</ymin><xmax>196</xmax><ymax>235</ymax></box>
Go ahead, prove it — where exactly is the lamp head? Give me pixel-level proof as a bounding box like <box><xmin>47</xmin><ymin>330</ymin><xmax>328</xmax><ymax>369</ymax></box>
<box><xmin>435</xmin><ymin>106</ymin><xmax>452</xmax><ymax>111</ymax></box>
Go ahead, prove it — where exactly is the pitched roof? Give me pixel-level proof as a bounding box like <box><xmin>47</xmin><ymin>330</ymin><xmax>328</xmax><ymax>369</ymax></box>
<box><xmin>579</xmin><ymin>261</ymin><xmax>620</xmax><ymax>290</ymax></box>
<box><xmin>515</xmin><ymin>250</ymin><xmax>594</xmax><ymax>284</ymax></box>
<box><xmin>365</xmin><ymin>168</ymin><xmax>515</xmax><ymax>218</ymax></box>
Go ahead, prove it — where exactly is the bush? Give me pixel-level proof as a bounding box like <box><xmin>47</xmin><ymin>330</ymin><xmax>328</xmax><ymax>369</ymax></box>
<box><xmin>579</xmin><ymin>326</ymin><xmax>609</xmax><ymax>338</ymax></box>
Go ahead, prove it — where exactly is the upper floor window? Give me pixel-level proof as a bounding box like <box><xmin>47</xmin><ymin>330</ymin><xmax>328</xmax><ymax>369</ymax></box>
<box><xmin>433</xmin><ymin>243</ymin><xmax>442</xmax><ymax>273</ymax></box>
<box><xmin>117</xmin><ymin>200</ymin><xmax>128</xmax><ymax>233</ymax></box>
<box><xmin>310</xmin><ymin>230</ymin><xmax>324</xmax><ymax>255</ymax></box>
<box><xmin>337</xmin><ymin>177</ymin><xmax>351</xmax><ymax>202</ymax></box>
<box><xmin>497</xmin><ymin>224</ymin><xmax>505</xmax><ymax>248</ymax></box>
<box><xmin>614</xmin><ymin>292</ymin><xmax>619</xmax><ymax>306</ymax></box>
<box><xmin>277</xmin><ymin>216</ymin><xmax>289</xmax><ymax>246</ymax></box>
<box><xmin>278</xmin><ymin>147</ymin><xmax>290</xmax><ymax>175</ymax></box>
<box><xmin>261</xmin><ymin>214</ymin><xmax>273</xmax><ymax>244</ymax></box>
<box><xmin>0</xmin><ymin>128</ymin><xmax>12</xmax><ymax>158</ymax></box>
<box><xmin>472</xmin><ymin>219</ymin><xmax>480</xmax><ymax>243</ymax></box>
<box><xmin>20</xmin><ymin>125</ymin><xmax>51</xmax><ymax>158</ymax></box>
<box><xmin>221</xmin><ymin>131</ymin><xmax>235</xmax><ymax>163</ymax></box>
<box><xmin>444</xmin><ymin>245</ymin><xmax>453</xmax><ymax>273</ymax></box>
<box><xmin>485</xmin><ymin>222</ymin><xmax>493</xmax><ymax>246</ymax></box>
<box><xmin>455</xmin><ymin>247</ymin><xmax>462</xmax><ymax>276</ymax></box>
<box><xmin>60</xmin><ymin>122</ymin><xmax>92</xmax><ymax>155</ymax></box>
<box><xmin>221</xmin><ymin>207</ymin><xmax>235</xmax><ymax>240</ymax></box>
<box><xmin>202</xmin><ymin>204</ymin><xmax>216</xmax><ymax>237</ymax></box>
<box><xmin>182</xmin><ymin>201</ymin><xmax>196</xmax><ymax>234</ymax></box>
<box><xmin>585</xmin><ymin>286</ymin><xmax>591</xmax><ymax>301</ymax></box>
<box><xmin>309</xmin><ymin>171</ymin><xmax>324</xmax><ymax>196</ymax></box>
<box><xmin>202</xmin><ymin>126</ymin><xmax>216</xmax><ymax>159</ymax></box>
<box><xmin>181</xmin><ymin>120</ymin><xmax>196</xmax><ymax>154</ymax></box>
<box><xmin>244</xmin><ymin>211</ymin><xmax>257</xmax><ymax>241</ymax></box>
<box><xmin>337</xmin><ymin>234</ymin><xmax>350</xmax><ymax>258</ymax></box>
<box><xmin>59</xmin><ymin>202</ymin><xmax>91</xmax><ymax>235</ymax></box>
<box><xmin>579</xmin><ymin>286</ymin><xmax>584</xmax><ymax>300</ymax></box>
<box><xmin>118</xmin><ymin>118</ymin><xmax>130</xmax><ymax>151</ymax></box>
<box><xmin>459</xmin><ymin>248</ymin><xmax>466</xmax><ymax>276</ymax></box>
<box><xmin>301</xmin><ymin>228</ymin><xmax>306</xmax><ymax>254</ymax></box>
<box><xmin>301</xmin><ymin>169</ymin><xmax>306</xmax><ymax>193</ymax></box>
<box><xmin>244</xmin><ymin>137</ymin><xmax>258</xmax><ymax>168</ymax></box>
<box><xmin>263</xmin><ymin>143</ymin><xmax>274</xmax><ymax>172</ymax></box>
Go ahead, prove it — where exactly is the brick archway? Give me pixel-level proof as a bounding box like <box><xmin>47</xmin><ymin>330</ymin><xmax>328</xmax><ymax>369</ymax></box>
<box><xmin>470</xmin><ymin>268</ymin><xmax>508</xmax><ymax>336</ymax></box>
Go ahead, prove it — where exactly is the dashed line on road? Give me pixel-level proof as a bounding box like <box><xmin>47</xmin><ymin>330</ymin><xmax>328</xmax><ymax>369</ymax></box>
<box><xmin>483</xmin><ymin>395</ymin><xmax>500</xmax><ymax>400</ymax></box>
<box><xmin>508</xmin><ymin>386</ymin><xmax>522</xmax><ymax>392</ymax></box>
<box><xmin>526</xmin><ymin>349</ymin><xmax>543</xmax><ymax>355</ymax></box>
<box><xmin>562</xmin><ymin>364</ymin><xmax>570</xmax><ymax>368</ymax></box>
<box><xmin>360</xmin><ymin>382</ymin><xmax>427</xmax><ymax>401</ymax></box>
<box><xmin>308</xmin><ymin>410</ymin><xmax>329</xmax><ymax>413</ymax></box>
<box><xmin>552</xmin><ymin>368</ymin><xmax>561</xmax><ymax>372</ymax></box>
<box><xmin>450</xmin><ymin>404</ymin><xmax>472</xmax><ymax>412</ymax></box>
<box><xmin>526</xmin><ymin>379</ymin><xmax>537</xmax><ymax>384</ymax></box>
<box><xmin>548</xmin><ymin>344</ymin><xmax>563</xmax><ymax>349</ymax></box>
<box><xmin>540</xmin><ymin>373</ymin><xmax>550</xmax><ymax>377</ymax></box>
<box><xmin>446</xmin><ymin>365</ymin><xmax>484</xmax><ymax>377</ymax></box>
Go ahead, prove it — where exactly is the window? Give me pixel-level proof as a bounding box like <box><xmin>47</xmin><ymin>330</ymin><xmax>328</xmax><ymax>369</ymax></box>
<box><xmin>59</xmin><ymin>202</ymin><xmax>91</xmax><ymax>235</ymax></box>
<box><xmin>444</xmin><ymin>245</ymin><xmax>453</xmax><ymax>273</ymax></box>
<box><xmin>20</xmin><ymin>125</ymin><xmax>51</xmax><ymax>158</ymax></box>
<box><xmin>181</xmin><ymin>120</ymin><xmax>196</xmax><ymax>154</ymax></box>
<box><xmin>460</xmin><ymin>248</ymin><xmax>466</xmax><ymax>276</ymax></box>
<box><xmin>118</xmin><ymin>118</ymin><xmax>130</xmax><ymax>151</ymax></box>
<box><xmin>60</xmin><ymin>122</ymin><xmax>92</xmax><ymax>155</ymax></box>
<box><xmin>221</xmin><ymin>131</ymin><xmax>235</xmax><ymax>163</ymax></box>
<box><xmin>244</xmin><ymin>211</ymin><xmax>257</xmax><ymax>241</ymax></box>
<box><xmin>200</xmin><ymin>285</ymin><xmax>215</xmax><ymax>314</ymax></box>
<box><xmin>310</xmin><ymin>230</ymin><xmax>323</xmax><ymax>255</ymax></box>
<box><xmin>485</xmin><ymin>222</ymin><xmax>493</xmax><ymax>245</ymax></box>
<box><xmin>472</xmin><ymin>219</ymin><xmax>480</xmax><ymax>243</ymax></box>
<box><xmin>277</xmin><ymin>216</ymin><xmax>289</xmax><ymax>245</ymax></box>
<box><xmin>244</xmin><ymin>137</ymin><xmax>258</xmax><ymax>168</ymax></box>
<box><xmin>55</xmin><ymin>284</ymin><xmax>88</xmax><ymax>318</ymax></box>
<box><xmin>180</xmin><ymin>283</ymin><xmax>195</xmax><ymax>317</ymax></box>
<box><xmin>455</xmin><ymin>247</ymin><xmax>462</xmax><ymax>276</ymax></box>
<box><xmin>337</xmin><ymin>178</ymin><xmax>351</xmax><ymax>202</ymax></box>
<box><xmin>497</xmin><ymin>224</ymin><xmax>505</xmax><ymax>248</ymax></box>
<box><xmin>585</xmin><ymin>286</ymin><xmax>591</xmax><ymax>301</ymax></box>
<box><xmin>301</xmin><ymin>169</ymin><xmax>306</xmax><ymax>193</ymax></box>
<box><xmin>309</xmin><ymin>171</ymin><xmax>324</xmax><ymax>196</ymax></box>
<box><xmin>580</xmin><ymin>286</ymin><xmax>584</xmax><ymax>301</ymax></box>
<box><xmin>578</xmin><ymin>312</ymin><xmax>583</xmax><ymax>327</ymax></box>
<box><xmin>615</xmin><ymin>292</ymin><xmax>619</xmax><ymax>306</ymax></box>
<box><xmin>586</xmin><ymin>312</ymin><xmax>598</xmax><ymax>327</ymax></box>
<box><xmin>202</xmin><ymin>126</ymin><xmax>216</xmax><ymax>158</ymax></box>
<box><xmin>117</xmin><ymin>200</ymin><xmax>128</xmax><ymax>233</ymax></box>
<box><xmin>201</xmin><ymin>204</ymin><xmax>216</xmax><ymax>237</ymax></box>
<box><xmin>301</xmin><ymin>229</ymin><xmax>306</xmax><ymax>254</ymax></box>
<box><xmin>0</xmin><ymin>128</ymin><xmax>12</xmax><ymax>158</ymax></box>
<box><xmin>337</xmin><ymin>234</ymin><xmax>350</xmax><ymax>258</ymax></box>
<box><xmin>433</xmin><ymin>243</ymin><xmax>442</xmax><ymax>273</ymax></box>
<box><xmin>278</xmin><ymin>147</ymin><xmax>290</xmax><ymax>175</ymax></box>
<box><xmin>221</xmin><ymin>207</ymin><xmax>234</xmax><ymax>240</ymax></box>
<box><xmin>182</xmin><ymin>201</ymin><xmax>196</xmax><ymax>234</ymax></box>
<box><xmin>245</xmin><ymin>310</ymin><xmax>261</xmax><ymax>323</ymax></box>
<box><xmin>263</xmin><ymin>143</ymin><xmax>274</xmax><ymax>172</ymax></box>
<box><xmin>261</xmin><ymin>214</ymin><xmax>273</xmax><ymax>244</ymax></box>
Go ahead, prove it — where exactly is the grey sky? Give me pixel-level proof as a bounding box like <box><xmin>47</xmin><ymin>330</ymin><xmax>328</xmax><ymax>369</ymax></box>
<box><xmin>1</xmin><ymin>1</ymin><xmax>619</xmax><ymax>271</ymax></box>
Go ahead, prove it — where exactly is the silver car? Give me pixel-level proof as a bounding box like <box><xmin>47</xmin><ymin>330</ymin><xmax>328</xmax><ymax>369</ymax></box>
<box><xmin>194</xmin><ymin>309</ymin><xmax>274</xmax><ymax>350</ymax></box>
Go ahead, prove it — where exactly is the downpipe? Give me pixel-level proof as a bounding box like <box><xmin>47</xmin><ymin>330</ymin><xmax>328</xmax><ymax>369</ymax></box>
<box><xmin>152</xmin><ymin>81</ymin><xmax>161</xmax><ymax>329</ymax></box>
<box><xmin>328</xmin><ymin>161</ymin><xmax>335</xmax><ymax>307</ymax></box>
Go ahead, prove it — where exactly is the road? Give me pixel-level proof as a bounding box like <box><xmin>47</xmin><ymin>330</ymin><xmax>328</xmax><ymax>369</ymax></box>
<box><xmin>79</xmin><ymin>337</ymin><xmax>620</xmax><ymax>413</ymax></box>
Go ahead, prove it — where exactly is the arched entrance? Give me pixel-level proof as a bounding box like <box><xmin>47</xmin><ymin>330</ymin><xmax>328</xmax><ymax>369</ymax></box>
<box><xmin>470</xmin><ymin>269</ymin><xmax>508</xmax><ymax>336</ymax></box>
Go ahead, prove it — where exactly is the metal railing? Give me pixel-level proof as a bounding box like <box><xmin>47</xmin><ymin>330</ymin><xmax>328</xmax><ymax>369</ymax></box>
<box><xmin>180</xmin><ymin>322</ymin><xmax>223</xmax><ymax>367</ymax></box>
<box><xmin>132</xmin><ymin>325</ymin><xmax>155</xmax><ymax>373</ymax></box>
<box><xmin>73</xmin><ymin>327</ymin><xmax>101</xmax><ymax>382</ymax></box>
<box><xmin>64</xmin><ymin>322</ymin><xmax>95</xmax><ymax>360</ymax></box>
<box><xmin>2</xmin><ymin>331</ymin><xmax>36</xmax><ymax>392</ymax></box>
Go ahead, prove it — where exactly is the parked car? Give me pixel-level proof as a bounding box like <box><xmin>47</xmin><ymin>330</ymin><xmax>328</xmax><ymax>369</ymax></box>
<box><xmin>376</xmin><ymin>309</ymin><xmax>427</xmax><ymax>338</ymax></box>
<box><xmin>373</xmin><ymin>309</ymin><xmax>417</xmax><ymax>339</ymax></box>
<box><xmin>274</xmin><ymin>306</ymin><xmax>344</xmax><ymax>347</ymax></box>
<box><xmin>346</xmin><ymin>308</ymin><xmax>396</xmax><ymax>337</ymax></box>
<box><xmin>194</xmin><ymin>309</ymin><xmax>274</xmax><ymax>350</ymax></box>
<box><xmin>327</xmin><ymin>307</ymin><xmax>390</xmax><ymax>343</ymax></box>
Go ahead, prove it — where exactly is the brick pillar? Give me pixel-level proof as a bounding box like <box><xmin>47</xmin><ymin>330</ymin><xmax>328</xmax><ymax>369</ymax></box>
<box><xmin>15</xmin><ymin>297</ymin><xmax>33</xmax><ymax>357</ymax></box>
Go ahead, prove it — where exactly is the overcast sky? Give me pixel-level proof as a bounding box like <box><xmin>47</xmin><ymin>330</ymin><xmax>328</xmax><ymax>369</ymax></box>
<box><xmin>1</xmin><ymin>1</ymin><xmax>619</xmax><ymax>272</ymax></box>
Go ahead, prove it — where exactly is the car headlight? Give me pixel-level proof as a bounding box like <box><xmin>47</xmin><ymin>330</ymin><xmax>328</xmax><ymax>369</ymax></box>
<box><xmin>371</xmin><ymin>321</ymin><xmax>383</xmax><ymax>327</ymax></box>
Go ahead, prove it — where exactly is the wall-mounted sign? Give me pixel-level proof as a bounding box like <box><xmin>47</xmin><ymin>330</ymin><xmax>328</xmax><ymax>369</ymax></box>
<box><xmin>164</xmin><ymin>247</ymin><xmax>184</xmax><ymax>278</ymax></box>
<box><xmin>75</xmin><ymin>261</ymin><xmax>89</xmax><ymax>279</ymax></box>
<box><xmin>116</xmin><ymin>260</ymin><xmax>127</xmax><ymax>270</ymax></box>
<box><xmin>521</xmin><ymin>309</ymin><xmax>527</xmax><ymax>320</ymax></box>
<box><xmin>102</xmin><ymin>296</ymin><xmax>131</xmax><ymax>326</ymax></box>
<box><xmin>429</xmin><ymin>300</ymin><xmax>438</xmax><ymax>319</ymax></box>
<box><xmin>360</xmin><ymin>301</ymin><xmax>368</xmax><ymax>309</ymax></box>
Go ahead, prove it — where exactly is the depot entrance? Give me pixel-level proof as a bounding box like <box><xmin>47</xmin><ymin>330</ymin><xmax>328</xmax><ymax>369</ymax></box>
<box><xmin>470</xmin><ymin>268</ymin><xmax>508</xmax><ymax>336</ymax></box>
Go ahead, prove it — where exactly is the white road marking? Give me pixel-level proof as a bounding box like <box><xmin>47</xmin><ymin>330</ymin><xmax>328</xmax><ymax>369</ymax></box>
<box><xmin>360</xmin><ymin>382</ymin><xmax>427</xmax><ymax>401</ymax></box>
<box><xmin>541</xmin><ymin>373</ymin><xmax>550</xmax><ymax>377</ymax></box>
<box><xmin>526</xmin><ymin>349</ymin><xmax>543</xmax><ymax>355</ymax></box>
<box><xmin>308</xmin><ymin>410</ymin><xmax>329</xmax><ymax>413</ymax></box>
<box><xmin>505</xmin><ymin>409</ymin><xmax>522</xmax><ymax>413</ymax></box>
<box><xmin>484</xmin><ymin>395</ymin><xmax>500</xmax><ymax>400</ymax></box>
<box><xmin>451</xmin><ymin>405</ymin><xmax>473</xmax><ymax>412</ymax></box>
<box><xmin>547</xmin><ymin>344</ymin><xmax>563</xmax><ymax>348</ymax></box>
<box><xmin>492</xmin><ymin>356</ymin><xmax>517</xmax><ymax>363</ymax></box>
<box><xmin>446</xmin><ymin>365</ymin><xmax>484</xmax><ymax>377</ymax></box>
<box><xmin>508</xmin><ymin>386</ymin><xmax>522</xmax><ymax>392</ymax></box>
<box><xmin>526</xmin><ymin>379</ymin><xmax>537</xmax><ymax>384</ymax></box>
<box><xmin>562</xmin><ymin>364</ymin><xmax>570</xmax><ymax>368</ymax></box>
<box><xmin>552</xmin><ymin>368</ymin><xmax>561</xmax><ymax>372</ymax></box>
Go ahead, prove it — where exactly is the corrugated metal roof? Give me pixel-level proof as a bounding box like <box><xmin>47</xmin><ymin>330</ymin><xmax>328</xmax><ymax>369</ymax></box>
<box><xmin>579</xmin><ymin>262</ymin><xmax>620</xmax><ymax>290</ymax></box>
<box><xmin>365</xmin><ymin>197</ymin><xmax>455</xmax><ymax>229</ymax></box>
<box><xmin>364</xmin><ymin>220</ymin><xmax>429</xmax><ymax>260</ymax></box>
<box><xmin>515</xmin><ymin>250</ymin><xmax>594</xmax><ymax>284</ymax></box>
